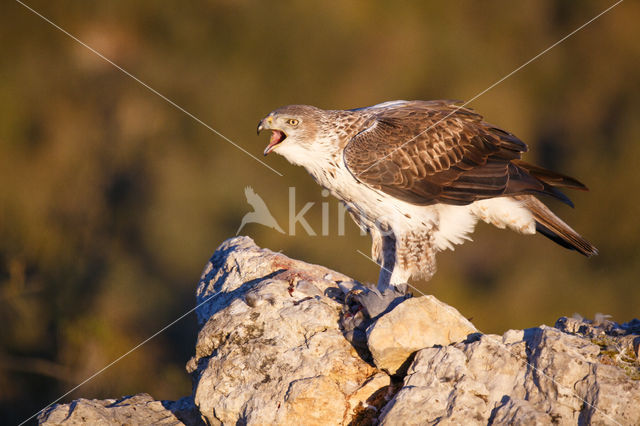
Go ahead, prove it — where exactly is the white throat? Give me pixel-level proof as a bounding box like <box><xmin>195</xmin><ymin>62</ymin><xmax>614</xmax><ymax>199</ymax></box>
<box><xmin>274</xmin><ymin>138</ymin><xmax>339</xmax><ymax>177</ymax></box>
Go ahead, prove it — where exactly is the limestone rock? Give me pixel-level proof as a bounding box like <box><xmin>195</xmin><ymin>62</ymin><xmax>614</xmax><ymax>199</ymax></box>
<box><xmin>366</xmin><ymin>295</ymin><xmax>478</xmax><ymax>375</ymax></box>
<box><xmin>38</xmin><ymin>394</ymin><xmax>203</xmax><ymax>425</ymax></box>
<box><xmin>379</xmin><ymin>325</ymin><xmax>640</xmax><ymax>425</ymax></box>
<box><xmin>188</xmin><ymin>237</ymin><xmax>380</xmax><ymax>425</ymax></box>
<box><xmin>556</xmin><ymin>315</ymin><xmax>640</xmax><ymax>375</ymax></box>
<box><xmin>37</xmin><ymin>237</ymin><xmax>640</xmax><ymax>425</ymax></box>
<box><xmin>194</xmin><ymin>236</ymin><xmax>351</xmax><ymax>326</ymax></box>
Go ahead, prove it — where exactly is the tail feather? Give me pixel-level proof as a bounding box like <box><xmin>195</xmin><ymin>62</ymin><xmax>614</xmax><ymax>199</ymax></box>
<box><xmin>515</xmin><ymin>195</ymin><xmax>598</xmax><ymax>257</ymax></box>
<box><xmin>513</xmin><ymin>160</ymin><xmax>588</xmax><ymax>191</ymax></box>
<box><xmin>507</xmin><ymin>163</ymin><xmax>575</xmax><ymax>208</ymax></box>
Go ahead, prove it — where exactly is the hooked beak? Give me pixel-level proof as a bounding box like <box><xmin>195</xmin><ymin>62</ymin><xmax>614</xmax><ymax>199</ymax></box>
<box><xmin>257</xmin><ymin>117</ymin><xmax>286</xmax><ymax>156</ymax></box>
<box><xmin>256</xmin><ymin>119</ymin><xmax>266</xmax><ymax>135</ymax></box>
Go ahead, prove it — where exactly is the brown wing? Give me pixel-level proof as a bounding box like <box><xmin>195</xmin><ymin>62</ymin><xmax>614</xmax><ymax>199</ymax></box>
<box><xmin>343</xmin><ymin>100</ymin><xmax>573</xmax><ymax>206</ymax></box>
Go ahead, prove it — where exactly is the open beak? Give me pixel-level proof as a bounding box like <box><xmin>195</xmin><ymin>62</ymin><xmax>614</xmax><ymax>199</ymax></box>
<box><xmin>257</xmin><ymin>118</ymin><xmax>287</xmax><ymax>156</ymax></box>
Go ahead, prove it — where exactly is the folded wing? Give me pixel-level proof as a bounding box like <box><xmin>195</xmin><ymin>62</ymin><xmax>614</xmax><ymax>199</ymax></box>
<box><xmin>343</xmin><ymin>100</ymin><xmax>581</xmax><ymax>206</ymax></box>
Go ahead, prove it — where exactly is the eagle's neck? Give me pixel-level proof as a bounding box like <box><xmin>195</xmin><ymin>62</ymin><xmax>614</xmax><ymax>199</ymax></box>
<box><xmin>302</xmin><ymin>111</ymin><xmax>371</xmax><ymax>189</ymax></box>
<box><xmin>296</xmin><ymin>139</ymin><xmax>343</xmax><ymax>186</ymax></box>
<box><xmin>275</xmin><ymin>134</ymin><xmax>337</xmax><ymax>166</ymax></box>
<box><xmin>276</xmin><ymin>109</ymin><xmax>369</xmax><ymax>191</ymax></box>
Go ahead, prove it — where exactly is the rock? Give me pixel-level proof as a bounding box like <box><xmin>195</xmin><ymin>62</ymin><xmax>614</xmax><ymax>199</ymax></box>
<box><xmin>366</xmin><ymin>295</ymin><xmax>478</xmax><ymax>375</ymax></box>
<box><xmin>378</xmin><ymin>326</ymin><xmax>640</xmax><ymax>425</ymax></box>
<box><xmin>194</xmin><ymin>236</ymin><xmax>351</xmax><ymax>326</ymax></box>
<box><xmin>38</xmin><ymin>393</ymin><xmax>203</xmax><ymax>425</ymax></box>
<box><xmin>38</xmin><ymin>237</ymin><xmax>640</xmax><ymax>425</ymax></box>
<box><xmin>188</xmin><ymin>237</ymin><xmax>379</xmax><ymax>425</ymax></box>
<box><xmin>556</xmin><ymin>315</ymin><xmax>640</xmax><ymax>378</ymax></box>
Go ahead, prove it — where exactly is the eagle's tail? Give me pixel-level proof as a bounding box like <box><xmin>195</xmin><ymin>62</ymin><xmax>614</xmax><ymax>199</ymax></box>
<box><xmin>512</xmin><ymin>160</ymin><xmax>588</xmax><ymax>191</ymax></box>
<box><xmin>508</xmin><ymin>160</ymin><xmax>588</xmax><ymax>208</ymax></box>
<box><xmin>514</xmin><ymin>195</ymin><xmax>597</xmax><ymax>257</ymax></box>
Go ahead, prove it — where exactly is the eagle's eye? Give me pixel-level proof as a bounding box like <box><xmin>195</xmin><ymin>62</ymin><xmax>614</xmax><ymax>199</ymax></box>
<box><xmin>287</xmin><ymin>118</ymin><xmax>299</xmax><ymax>126</ymax></box>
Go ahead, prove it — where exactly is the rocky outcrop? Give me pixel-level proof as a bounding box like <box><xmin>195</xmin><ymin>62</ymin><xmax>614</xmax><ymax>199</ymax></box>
<box><xmin>366</xmin><ymin>296</ymin><xmax>478</xmax><ymax>375</ymax></box>
<box><xmin>379</xmin><ymin>326</ymin><xmax>640</xmax><ymax>425</ymax></box>
<box><xmin>187</xmin><ymin>237</ymin><xmax>378</xmax><ymax>425</ymax></box>
<box><xmin>38</xmin><ymin>394</ymin><xmax>202</xmax><ymax>425</ymax></box>
<box><xmin>39</xmin><ymin>237</ymin><xmax>640</xmax><ymax>425</ymax></box>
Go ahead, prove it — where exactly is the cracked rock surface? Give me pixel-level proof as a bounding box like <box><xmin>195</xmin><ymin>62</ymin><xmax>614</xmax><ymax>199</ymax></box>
<box><xmin>38</xmin><ymin>394</ymin><xmax>202</xmax><ymax>426</ymax></box>
<box><xmin>379</xmin><ymin>325</ymin><xmax>640</xmax><ymax>425</ymax></box>
<box><xmin>40</xmin><ymin>237</ymin><xmax>640</xmax><ymax>425</ymax></box>
<box><xmin>188</xmin><ymin>237</ymin><xmax>378</xmax><ymax>425</ymax></box>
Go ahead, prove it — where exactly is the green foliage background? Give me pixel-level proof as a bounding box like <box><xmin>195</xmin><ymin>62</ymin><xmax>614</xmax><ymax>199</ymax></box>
<box><xmin>1</xmin><ymin>1</ymin><xmax>638</xmax><ymax>423</ymax></box>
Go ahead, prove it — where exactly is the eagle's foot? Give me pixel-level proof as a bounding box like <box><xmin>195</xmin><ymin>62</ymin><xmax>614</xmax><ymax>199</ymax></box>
<box><xmin>338</xmin><ymin>282</ymin><xmax>411</xmax><ymax>359</ymax></box>
<box><xmin>340</xmin><ymin>282</ymin><xmax>411</xmax><ymax>319</ymax></box>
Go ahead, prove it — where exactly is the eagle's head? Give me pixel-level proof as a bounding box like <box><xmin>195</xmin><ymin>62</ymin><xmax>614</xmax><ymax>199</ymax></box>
<box><xmin>257</xmin><ymin>105</ymin><xmax>324</xmax><ymax>160</ymax></box>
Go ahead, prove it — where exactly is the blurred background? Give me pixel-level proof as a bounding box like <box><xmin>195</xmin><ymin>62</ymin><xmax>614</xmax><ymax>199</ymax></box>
<box><xmin>1</xmin><ymin>1</ymin><xmax>638</xmax><ymax>423</ymax></box>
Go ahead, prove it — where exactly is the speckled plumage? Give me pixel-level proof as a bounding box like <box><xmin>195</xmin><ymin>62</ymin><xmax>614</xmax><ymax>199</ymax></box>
<box><xmin>258</xmin><ymin>100</ymin><xmax>596</xmax><ymax>289</ymax></box>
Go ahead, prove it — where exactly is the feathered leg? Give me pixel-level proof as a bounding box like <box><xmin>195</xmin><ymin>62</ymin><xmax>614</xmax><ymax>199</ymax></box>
<box><xmin>374</xmin><ymin>233</ymin><xmax>393</xmax><ymax>291</ymax></box>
